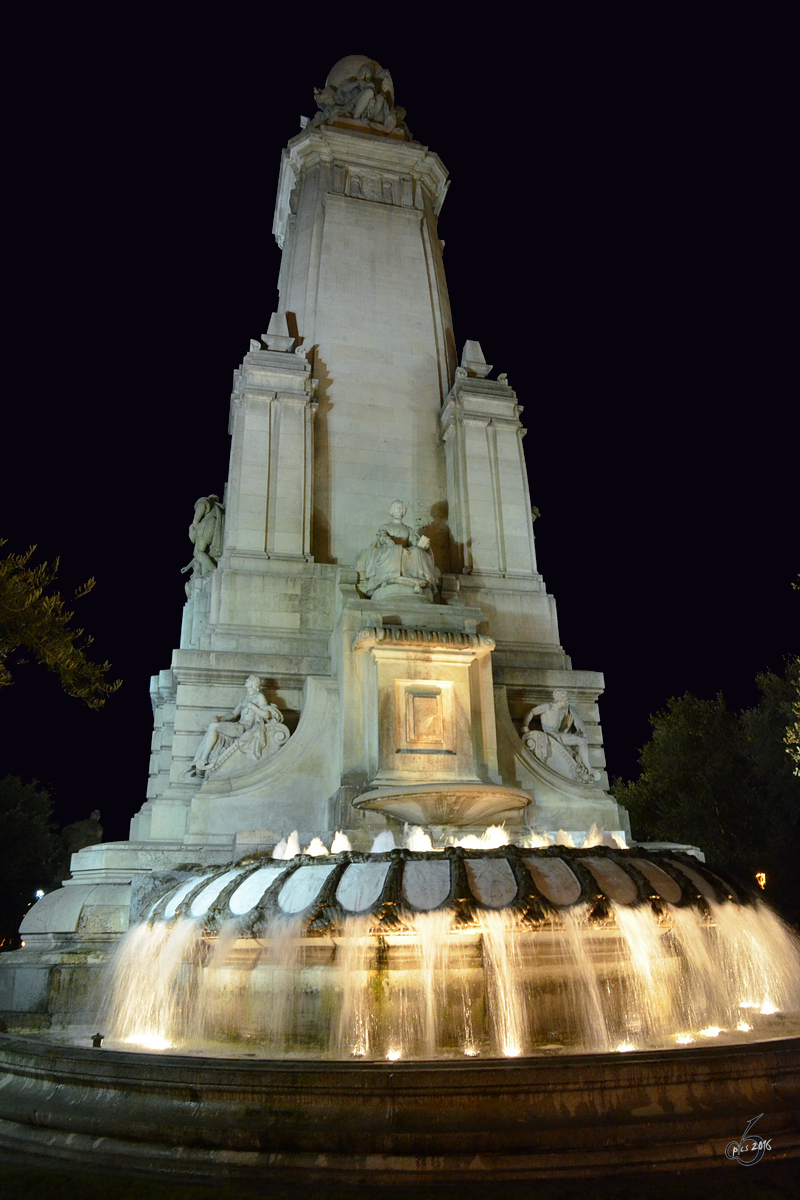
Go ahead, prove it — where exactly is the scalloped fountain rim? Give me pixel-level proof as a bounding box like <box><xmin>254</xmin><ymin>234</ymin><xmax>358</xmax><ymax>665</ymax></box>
<box><xmin>146</xmin><ymin>845</ymin><xmax>747</xmax><ymax>934</ymax></box>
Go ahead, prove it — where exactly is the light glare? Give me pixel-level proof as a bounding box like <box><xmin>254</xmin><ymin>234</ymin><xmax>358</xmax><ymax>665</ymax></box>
<box><xmin>124</xmin><ymin>1033</ymin><xmax>171</xmax><ymax>1050</ymax></box>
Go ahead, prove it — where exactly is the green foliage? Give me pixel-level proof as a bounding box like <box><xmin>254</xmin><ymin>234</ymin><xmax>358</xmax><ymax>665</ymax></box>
<box><xmin>783</xmin><ymin>655</ymin><xmax>800</xmax><ymax>775</ymax></box>
<box><xmin>0</xmin><ymin>540</ymin><xmax>120</xmax><ymax>708</ymax></box>
<box><xmin>0</xmin><ymin>776</ymin><xmax>63</xmax><ymax>948</ymax></box>
<box><xmin>615</xmin><ymin>665</ymin><xmax>800</xmax><ymax>923</ymax></box>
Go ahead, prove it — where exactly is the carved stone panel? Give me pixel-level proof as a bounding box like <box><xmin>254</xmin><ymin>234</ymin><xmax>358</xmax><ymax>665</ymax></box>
<box><xmin>393</xmin><ymin>681</ymin><xmax>457</xmax><ymax>770</ymax></box>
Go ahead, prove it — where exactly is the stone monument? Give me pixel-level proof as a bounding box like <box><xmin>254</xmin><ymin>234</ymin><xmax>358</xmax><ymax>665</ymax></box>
<box><xmin>2</xmin><ymin>51</ymin><xmax>630</xmax><ymax>1021</ymax></box>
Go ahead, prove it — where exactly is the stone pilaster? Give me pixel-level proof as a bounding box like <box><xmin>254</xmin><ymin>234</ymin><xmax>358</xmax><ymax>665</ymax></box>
<box><xmin>223</xmin><ymin>347</ymin><xmax>317</xmax><ymax>560</ymax></box>
<box><xmin>440</xmin><ymin>375</ymin><xmax>538</xmax><ymax>578</ymax></box>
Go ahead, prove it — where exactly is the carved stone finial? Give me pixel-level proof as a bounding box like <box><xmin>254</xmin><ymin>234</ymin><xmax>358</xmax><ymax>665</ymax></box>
<box><xmin>262</xmin><ymin>312</ymin><xmax>295</xmax><ymax>353</ymax></box>
<box><xmin>460</xmin><ymin>340</ymin><xmax>493</xmax><ymax>379</ymax></box>
<box><xmin>249</xmin><ymin>339</ymin><xmax>262</xmax><ymax>352</ymax></box>
<box><xmin>308</xmin><ymin>56</ymin><xmax>410</xmax><ymax>138</ymax></box>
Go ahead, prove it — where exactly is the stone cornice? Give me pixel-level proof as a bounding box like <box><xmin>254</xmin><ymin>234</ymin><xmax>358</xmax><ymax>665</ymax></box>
<box><xmin>232</xmin><ymin>349</ymin><xmax>313</xmax><ymax>398</ymax></box>
<box><xmin>352</xmin><ymin>626</ymin><xmax>495</xmax><ymax>655</ymax></box>
<box><xmin>440</xmin><ymin>383</ymin><xmax>524</xmax><ymax>436</ymax></box>
<box><xmin>274</xmin><ymin>126</ymin><xmax>449</xmax><ymax>246</ymax></box>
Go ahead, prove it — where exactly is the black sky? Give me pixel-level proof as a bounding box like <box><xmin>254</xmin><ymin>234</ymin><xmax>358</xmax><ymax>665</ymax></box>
<box><xmin>4</xmin><ymin>24</ymin><xmax>795</xmax><ymax>843</ymax></box>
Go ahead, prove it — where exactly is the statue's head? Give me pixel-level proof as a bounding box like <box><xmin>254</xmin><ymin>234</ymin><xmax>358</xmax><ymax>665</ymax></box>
<box><xmin>325</xmin><ymin>55</ymin><xmax>382</xmax><ymax>93</ymax></box>
<box><xmin>553</xmin><ymin>689</ymin><xmax>569</xmax><ymax>705</ymax></box>
<box><xmin>245</xmin><ymin>674</ymin><xmax>262</xmax><ymax>692</ymax></box>
<box><xmin>389</xmin><ymin>500</ymin><xmax>406</xmax><ymax>519</ymax></box>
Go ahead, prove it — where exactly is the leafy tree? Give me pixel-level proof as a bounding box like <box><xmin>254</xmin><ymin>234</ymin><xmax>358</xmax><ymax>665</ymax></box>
<box><xmin>0</xmin><ymin>541</ymin><xmax>120</xmax><ymax>708</ymax></box>
<box><xmin>784</xmin><ymin>655</ymin><xmax>800</xmax><ymax>776</ymax></box>
<box><xmin>785</xmin><ymin>581</ymin><xmax>799</xmax><ymax>774</ymax></box>
<box><xmin>0</xmin><ymin>776</ymin><xmax>63</xmax><ymax>950</ymax></box>
<box><xmin>615</xmin><ymin>664</ymin><xmax>800</xmax><ymax>924</ymax></box>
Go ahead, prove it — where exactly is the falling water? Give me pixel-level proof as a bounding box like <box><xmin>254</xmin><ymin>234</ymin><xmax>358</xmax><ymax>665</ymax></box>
<box><xmin>414</xmin><ymin>910</ymin><xmax>455</xmax><ymax>1057</ymax></box>
<box><xmin>555</xmin><ymin>907</ymin><xmax>615</xmax><ymax>1051</ymax></box>
<box><xmin>612</xmin><ymin>901</ymin><xmax>684</xmax><ymax>1045</ymax></box>
<box><xmin>107</xmin><ymin>917</ymin><xmax>203</xmax><ymax>1048</ymax></box>
<box><xmin>104</xmin><ymin>856</ymin><xmax>800</xmax><ymax>1060</ymax></box>
<box><xmin>479</xmin><ymin>910</ymin><xmax>527</xmax><ymax>1056</ymax></box>
<box><xmin>334</xmin><ymin>917</ymin><xmax>376</xmax><ymax>1057</ymax></box>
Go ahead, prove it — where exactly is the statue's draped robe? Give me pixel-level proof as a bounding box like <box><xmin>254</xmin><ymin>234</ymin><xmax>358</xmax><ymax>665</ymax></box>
<box><xmin>363</xmin><ymin>519</ymin><xmax>439</xmax><ymax>595</ymax></box>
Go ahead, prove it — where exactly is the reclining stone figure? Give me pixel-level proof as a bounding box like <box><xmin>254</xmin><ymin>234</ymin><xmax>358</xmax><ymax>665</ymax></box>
<box><xmin>521</xmin><ymin>689</ymin><xmax>601</xmax><ymax>784</ymax></box>
<box><xmin>188</xmin><ymin>675</ymin><xmax>288</xmax><ymax>777</ymax></box>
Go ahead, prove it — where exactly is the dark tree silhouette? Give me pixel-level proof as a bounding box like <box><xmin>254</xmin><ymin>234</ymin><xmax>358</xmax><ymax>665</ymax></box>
<box><xmin>616</xmin><ymin>663</ymin><xmax>800</xmax><ymax>924</ymax></box>
<box><xmin>0</xmin><ymin>541</ymin><xmax>120</xmax><ymax>708</ymax></box>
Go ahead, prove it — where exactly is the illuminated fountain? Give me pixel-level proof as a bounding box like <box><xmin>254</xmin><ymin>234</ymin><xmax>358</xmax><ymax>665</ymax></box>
<box><xmin>1</xmin><ymin>55</ymin><xmax>799</xmax><ymax>1183</ymax></box>
<box><xmin>106</xmin><ymin>830</ymin><xmax>800</xmax><ymax>1062</ymax></box>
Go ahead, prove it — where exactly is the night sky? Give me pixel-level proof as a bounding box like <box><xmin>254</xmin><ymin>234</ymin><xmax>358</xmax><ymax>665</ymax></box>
<box><xmin>4</xmin><ymin>30</ymin><xmax>795</xmax><ymax>844</ymax></box>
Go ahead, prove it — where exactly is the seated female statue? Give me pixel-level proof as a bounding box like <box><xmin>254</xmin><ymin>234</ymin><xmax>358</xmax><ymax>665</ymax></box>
<box><xmin>359</xmin><ymin>500</ymin><xmax>440</xmax><ymax>602</ymax></box>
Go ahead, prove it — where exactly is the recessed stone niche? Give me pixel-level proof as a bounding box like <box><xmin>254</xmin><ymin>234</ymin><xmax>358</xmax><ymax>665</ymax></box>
<box><xmin>353</xmin><ymin>627</ymin><xmax>497</xmax><ymax>786</ymax></box>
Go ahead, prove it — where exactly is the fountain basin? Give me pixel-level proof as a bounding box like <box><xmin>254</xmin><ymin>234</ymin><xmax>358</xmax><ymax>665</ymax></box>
<box><xmin>0</xmin><ymin>1031</ymin><xmax>798</xmax><ymax>1184</ymax></box>
<box><xmin>353</xmin><ymin>783</ymin><xmax>531</xmax><ymax>826</ymax></box>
